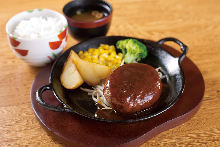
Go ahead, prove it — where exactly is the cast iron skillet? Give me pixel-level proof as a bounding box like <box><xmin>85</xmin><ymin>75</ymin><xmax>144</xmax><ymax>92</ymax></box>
<box><xmin>36</xmin><ymin>36</ymin><xmax>188</xmax><ymax>123</ymax></box>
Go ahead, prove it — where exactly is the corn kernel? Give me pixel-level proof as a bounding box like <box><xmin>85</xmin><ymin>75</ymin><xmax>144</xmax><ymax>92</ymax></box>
<box><xmin>80</xmin><ymin>54</ymin><xmax>85</xmax><ymax>59</ymax></box>
<box><xmin>109</xmin><ymin>45</ymin><xmax>114</xmax><ymax>50</ymax></box>
<box><xmin>92</xmin><ymin>54</ymin><xmax>99</xmax><ymax>59</ymax></box>
<box><xmin>92</xmin><ymin>50</ymin><xmax>99</xmax><ymax>55</ymax></box>
<box><xmin>106</xmin><ymin>56</ymin><xmax>111</xmax><ymax>61</ymax></box>
<box><xmin>88</xmin><ymin>48</ymin><xmax>94</xmax><ymax>53</ymax></box>
<box><xmin>99</xmin><ymin>56</ymin><xmax>106</xmax><ymax>61</ymax></box>
<box><xmin>118</xmin><ymin>53</ymin><xmax>123</xmax><ymax>57</ymax></box>
<box><xmin>83</xmin><ymin>51</ymin><xmax>89</xmax><ymax>56</ymax></box>
<box><xmin>110</xmin><ymin>52</ymin><xmax>116</xmax><ymax>57</ymax></box>
<box><xmin>93</xmin><ymin>59</ymin><xmax>99</xmax><ymax>64</ymax></box>
<box><xmin>107</xmin><ymin>62</ymin><xmax>113</xmax><ymax>66</ymax></box>
<box><xmin>100</xmin><ymin>60</ymin><xmax>106</xmax><ymax>65</ymax></box>
<box><xmin>99</xmin><ymin>48</ymin><xmax>104</xmax><ymax>53</ymax></box>
<box><xmin>104</xmin><ymin>45</ymin><xmax>109</xmax><ymax>50</ymax></box>
<box><xmin>79</xmin><ymin>51</ymin><xmax>83</xmax><ymax>56</ymax></box>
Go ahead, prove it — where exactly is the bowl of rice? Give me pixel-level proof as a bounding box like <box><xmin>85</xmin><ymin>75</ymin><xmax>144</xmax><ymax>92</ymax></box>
<box><xmin>6</xmin><ymin>9</ymin><xmax>68</xmax><ymax>66</ymax></box>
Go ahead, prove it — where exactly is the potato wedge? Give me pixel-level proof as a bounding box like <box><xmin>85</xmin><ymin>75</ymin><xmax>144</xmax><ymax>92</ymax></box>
<box><xmin>71</xmin><ymin>50</ymin><xmax>111</xmax><ymax>86</ymax></box>
<box><xmin>60</xmin><ymin>52</ymin><xmax>84</xmax><ymax>89</ymax></box>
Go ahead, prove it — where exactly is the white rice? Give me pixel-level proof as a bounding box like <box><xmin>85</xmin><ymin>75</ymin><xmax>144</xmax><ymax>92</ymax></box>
<box><xmin>12</xmin><ymin>16</ymin><xmax>64</xmax><ymax>39</ymax></box>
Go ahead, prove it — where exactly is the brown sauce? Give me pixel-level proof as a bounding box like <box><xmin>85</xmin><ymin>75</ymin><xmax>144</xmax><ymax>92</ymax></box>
<box><xmin>71</xmin><ymin>10</ymin><xmax>104</xmax><ymax>22</ymax></box>
<box><xmin>103</xmin><ymin>63</ymin><xmax>162</xmax><ymax>114</ymax></box>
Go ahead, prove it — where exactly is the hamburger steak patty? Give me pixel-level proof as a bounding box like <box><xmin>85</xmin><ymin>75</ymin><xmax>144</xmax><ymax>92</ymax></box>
<box><xmin>103</xmin><ymin>63</ymin><xmax>162</xmax><ymax>114</ymax></box>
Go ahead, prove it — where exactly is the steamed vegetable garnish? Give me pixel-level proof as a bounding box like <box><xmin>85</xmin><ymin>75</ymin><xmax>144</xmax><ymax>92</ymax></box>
<box><xmin>79</xmin><ymin>44</ymin><xmax>123</xmax><ymax>70</ymax></box>
<box><xmin>116</xmin><ymin>39</ymin><xmax>147</xmax><ymax>63</ymax></box>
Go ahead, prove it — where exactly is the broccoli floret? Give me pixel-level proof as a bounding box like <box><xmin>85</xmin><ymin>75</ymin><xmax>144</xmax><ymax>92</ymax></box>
<box><xmin>116</xmin><ymin>39</ymin><xmax>147</xmax><ymax>63</ymax></box>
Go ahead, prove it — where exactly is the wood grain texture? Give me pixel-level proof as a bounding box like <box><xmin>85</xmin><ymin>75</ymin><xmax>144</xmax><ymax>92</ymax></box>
<box><xmin>0</xmin><ymin>0</ymin><xmax>219</xmax><ymax>146</ymax></box>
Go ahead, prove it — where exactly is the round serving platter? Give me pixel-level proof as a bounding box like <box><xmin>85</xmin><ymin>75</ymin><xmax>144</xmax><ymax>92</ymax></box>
<box><xmin>31</xmin><ymin>44</ymin><xmax>205</xmax><ymax>147</ymax></box>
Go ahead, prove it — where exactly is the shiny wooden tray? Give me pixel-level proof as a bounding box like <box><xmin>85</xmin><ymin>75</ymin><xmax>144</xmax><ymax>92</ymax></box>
<box><xmin>31</xmin><ymin>45</ymin><xmax>205</xmax><ymax>147</ymax></box>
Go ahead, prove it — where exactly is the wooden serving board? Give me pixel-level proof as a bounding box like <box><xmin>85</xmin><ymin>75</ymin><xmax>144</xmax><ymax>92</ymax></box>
<box><xmin>30</xmin><ymin>46</ymin><xmax>205</xmax><ymax>147</ymax></box>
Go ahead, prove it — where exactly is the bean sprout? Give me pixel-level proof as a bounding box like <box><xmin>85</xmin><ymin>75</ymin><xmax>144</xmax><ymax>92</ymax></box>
<box><xmin>156</xmin><ymin>67</ymin><xmax>166</xmax><ymax>79</ymax></box>
<box><xmin>80</xmin><ymin>83</ymin><xmax>111</xmax><ymax>109</ymax></box>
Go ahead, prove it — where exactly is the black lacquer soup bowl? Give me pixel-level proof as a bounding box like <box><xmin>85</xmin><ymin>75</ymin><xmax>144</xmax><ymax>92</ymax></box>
<box><xmin>63</xmin><ymin>0</ymin><xmax>112</xmax><ymax>41</ymax></box>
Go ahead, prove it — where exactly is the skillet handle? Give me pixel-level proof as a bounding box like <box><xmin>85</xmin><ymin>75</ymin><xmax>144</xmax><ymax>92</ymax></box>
<box><xmin>157</xmin><ymin>37</ymin><xmax>188</xmax><ymax>64</ymax></box>
<box><xmin>36</xmin><ymin>84</ymin><xmax>73</xmax><ymax>112</ymax></box>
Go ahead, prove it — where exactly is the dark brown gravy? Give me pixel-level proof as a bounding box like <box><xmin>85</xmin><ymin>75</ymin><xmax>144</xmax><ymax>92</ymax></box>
<box><xmin>103</xmin><ymin>63</ymin><xmax>162</xmax><ymax>114</ymax></box>
<box><xmin>96</xmin><ymin>82</ymin><xmax>169</xmax><ymax>120</ymax></box>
